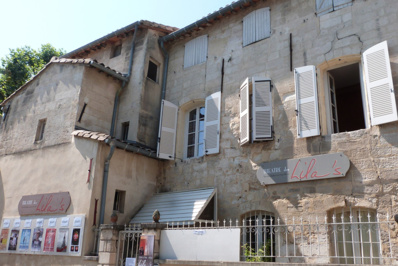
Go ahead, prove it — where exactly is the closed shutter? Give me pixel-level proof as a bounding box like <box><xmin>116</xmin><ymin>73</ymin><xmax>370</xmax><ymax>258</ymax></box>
<box><xmin>333</xmin><ymin>0</ymin><xmax>352</xmax><ymax>10</ymax></box>
<box><xmin>184</xmin><ymin>39</ymin><xmax>195</xmax><ymax>68</ymax></box>
<box><xmin>243</xmin><ymin>11</ymin><xmax>256</xmax><ymax>46</ymax></box>
<box><xmin>252</xmin><ymin>77</ymin><xmax>272</xmax><ymax>140</ymax></box>
<box><xmin>316</xmin><ymin>0</ymin><xmax>333</xmax><ymax>16</ymax></box>
<box><xmin>240</xmin><ymin>78</ymin><xmax>250</xmax><ymax>145</ymax></box>
<box><xmin>294</xmin><ymin>66</ymin><xmax>320</xmax><ymax>138</ymax></box>
<box><xmin>204</xmin><ymin>91</ymin><xmax>221</xmax><ymax>155</ymax></box>
<box><xmin>363</xmin><ymin>41</ymin><xmax>398</xmax><ymax>126</ymax></box>
<box><xmin>256</xmin><ymin>8</ymin><xmax>271</xmax><ymax>41</ymax></box>
<box><xmin>157</xmin><ymin>100</ymin><xmax>178</xmax><ymax>160</ymax></box>
<box><xmin>195</xmin><ymin>35</ymin><xmax>208</xmax><ymax>65</ymax></box>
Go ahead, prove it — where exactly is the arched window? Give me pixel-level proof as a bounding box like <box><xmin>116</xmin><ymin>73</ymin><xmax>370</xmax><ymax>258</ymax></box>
<box><xmin>185</xmin><ymin>106</ymin><xmax>205</xmax><ymax>158</ymax></box>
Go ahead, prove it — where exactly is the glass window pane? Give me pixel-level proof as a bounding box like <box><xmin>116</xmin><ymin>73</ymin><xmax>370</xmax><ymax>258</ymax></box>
<box><xmin>188</xmin><ymin>133</ymin><xmax>195</xmax><ymax>145</ymax></box>
<box><xmin>189</xmin><ymin>109</ymin><xmax>197</xmax><ymax>120</ymax></box>
<box><xmin>199</xmin><ymin>120</ymin><xmax>204</xmax><ymax>131</ymax></box>
<box><xmin>198</xmin><ymin>132</ymin><xmax>204</xmax><ymax>144</ymax></box>
<box><xmin>197</xmin><ymin>144</ymin><xmax>204</xmax><ymax>157</ymax></box>
<box><xmin>187</xmin><ymin>146</ymin><xmax>195</xmax><ymax>158</ymax></box>
<box><xmin>199</xmin><ymin>107</ymin><xmax>205</xmax><ymax>118</ymax></box>
<box><xmin>189</xmin><ymin>121</ymin><xmax>196</xmax><ymax>133</ymax></box>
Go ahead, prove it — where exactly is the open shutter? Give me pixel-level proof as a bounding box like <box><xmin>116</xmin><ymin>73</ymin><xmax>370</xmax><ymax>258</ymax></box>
<box><xmin>184</xmin><ymin>39</ymin><xmax>195</xmax><ymax>68</ymax></box>
<box><xmin>243</xmin><ymin>11</ymin><xmax>256</xmax><ymax>46</ymax></box>
<box><xmin>294</xmin><ymin>65</ymin><xmax>320</xmax><ymax>138</ymax></box>
<box><xmin>157</xmin><ymin>100</ymin><xmax>178</xmax><ymax>160</ymax></box>
<box><xmin>240</xmin><ymin>78</ymin><xmax>250</xmax><ymax>145</ymax></box>
<box><xmin>195</xmin><ymin>35</ymin><xmax>208</xmax><ymax>65</ymax></box>
<box><xmin>255</xmin><ymin>7</ymin><xmax>271</xmax><ymax>41</ymax></box>
<box><xmin>363</xmin><ymin>41</ymin><xmax>398</xmax><ymax>126</ymax></box>
<box><xmin>252</xmin><ymin>77</ymin><xmax>272</xmax><ymax>140</ymax></box>
<box><xmin>316</xmin><ymin>0</ymin><xmax>333</xmax><ymax>16</ymax></box>
<box><xmin>204</xmin><ymin>91</ymin><xmax>221</xmax><ymax>155</ymax></box>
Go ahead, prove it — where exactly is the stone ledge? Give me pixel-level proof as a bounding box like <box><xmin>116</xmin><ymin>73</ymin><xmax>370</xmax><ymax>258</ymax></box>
<box><xmin>141</xmin><ymin>222</ymin><xmax>167</xmax><ymax>229</ymax></box>
<box><xmin>84</xmin><ymin>255</ymin><xmax>99</xmax><ymax>261</ymax></box>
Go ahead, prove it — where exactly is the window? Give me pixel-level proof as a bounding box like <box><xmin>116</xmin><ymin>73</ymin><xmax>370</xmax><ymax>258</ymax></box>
<box><xmin>121</xmin><ymin>122</ymin><xmax>129</xmax><ymax>141</ymax></box>
<box><xmin>316</xmin><ymin>0</ymin><xmax>353</xmax><ymax>16</ymax></box>
<box><xmin>243</xmin><ymin>7</ymin><xmax>271</xmax><ymax>47</ymax></box>
<box><xmin>113</xmin><ymin>190</ymin><xmax>126</xmax><ymax>213</ymax></box>
<box><xmin>185</xmin><ymin>107</ymin><xmax>205</xmax><ymax>158</ymax></box>
<box><xmin>240</xmin><ymin>77</ymin><xmax>273</xmax><ymax>145</ymax></box>
<box><xmin>184</xmin><ymin>35</ymin><xmax>208</xmax><ymax>68</ymax></box>
<box><xmin>294</xmin><ymin>41</ymin><xmax>397</xmax><ymax>138</ymax></box>
<box><xmin>147</xmin><ymin>60</ymin><xmax>158</xmax><ymax>82</ymax></box>
<box><xmin>329</xmin><ymin>208</ymin><xmax>380</xmax><ymax>264</ymax></box>
<box><xmin>241</xmin><ymin>211</ymin><xmax>275</xmax><ymax>262</ymax></box>
<box><xmin>111</xmin><ymin>43</ymin><xmax>122</xmax><ymax>58</ymax></box>
<box><xmin>35</xmin><ymin>119</ymin><xmax>46</xmax><ymax>142</ymax></box>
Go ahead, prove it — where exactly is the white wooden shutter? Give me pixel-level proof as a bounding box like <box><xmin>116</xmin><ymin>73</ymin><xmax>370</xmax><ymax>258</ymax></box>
<box><xmin>316</xmin><ymin>0</ymin><xmax>333</xmax><ymax>16</ymax></box>
<box><xmin>243</xmin><ymin>11</ymin><xmax>256</xmax><ymax>46</ymax></box>
<box><xmin>195</xmin><ymin>35</ymin><xmax>208</xmax><ymax>65</ymax></box>
<box><xmin>184</xmin><ymin>39</ymin><xmax>195</xmax><ymax>68</ymax></box>
<box><xmin>240</xmin><ymin>78</ymin><xmax>250</xmax><ymax>145</ymax></box>
<box><xmin>204</xmin><ymin>91</ymin><xmax>221</xmax><ymax>155</ymax></box>
<box><xmin>255</xmin><ymin>8</ymin><xmax>271</xmax><ymax>41</ymax></box>
<box><xmin>363</xmin><ymin>41</ymin><xmax>398</xmax><ymax>126</ymax></box>
<box><xmin>252</xmin><ymin>77</ymin><xmax>272</xmax><ymax>140</ymax></box>
<box><xmin>157</xmin><ymin>100</ymin><xmax>178</xmax><ymax>160</ymax></box>
<box><xmin>294</xmin><ymin>65</ymin><xmax>320</xmax><ymax>138</ymax></box>
<box><xmin>333</xmin><ymin>0</ymin><xmax>352</xmax><ymax>10</ymax></box>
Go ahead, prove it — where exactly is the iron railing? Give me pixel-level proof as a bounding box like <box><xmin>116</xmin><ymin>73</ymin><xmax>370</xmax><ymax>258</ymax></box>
<box><xmin>116</xmin><ymin>225</ymin><xmax>142</xmax><ymax>266</ymax></box>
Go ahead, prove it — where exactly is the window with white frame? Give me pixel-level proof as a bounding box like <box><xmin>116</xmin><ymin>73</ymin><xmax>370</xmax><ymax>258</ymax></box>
<box><xmin>185</xmin><ymin>106</ymin><xmax>205</xmax><ymax>158</ymax></box>
<box><xmin>184</xmin><ymin>35</ymin><xmax>208</xmax><ymax>68</ymax></box>
<box><xmin>241</xmin><ymin>211</ymin><xmax>275</xmax><ymax>262</ymax></box>
<box><xmin>316</xmin><ymin>0</ymin><xmax>353</xmax><ymax>16</ymax></box>
<box><xmin>329</xmin><ymin>208</ymin><xmax>380</xmax><ymax>265</ymax></box>
<box><xmin>294</xmin><ymin>41</ymin><xmax>397</xmax><ymax>138</ymax></box>
<box><xmin>243</xmin><ymin>7</ymin><xmax>271</xmax><ymax>47</ymax></box>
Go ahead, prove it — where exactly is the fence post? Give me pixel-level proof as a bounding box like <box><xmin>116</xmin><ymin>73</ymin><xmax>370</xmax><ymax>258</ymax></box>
<box><xmin>98</xmin><ymin>224</ymin><xmax>124</xmax><ymax>266</ymax></box>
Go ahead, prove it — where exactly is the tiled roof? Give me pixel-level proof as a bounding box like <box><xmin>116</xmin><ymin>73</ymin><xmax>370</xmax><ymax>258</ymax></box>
<box><xmin>1</xmin><ymin>57</ymin><xmax>124</xmax><ymax>106</ymax></box>
<box><xmin>72</xmin><ymin>130</ymin><xmax>110</xmax><ymax>142</ymax></box>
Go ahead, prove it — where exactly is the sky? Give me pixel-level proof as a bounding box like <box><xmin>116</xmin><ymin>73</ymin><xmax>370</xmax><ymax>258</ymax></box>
<box><xmin>0</xmin><ymin>0</ymin><xmax>234</xmax><ymax>60</ymax></box>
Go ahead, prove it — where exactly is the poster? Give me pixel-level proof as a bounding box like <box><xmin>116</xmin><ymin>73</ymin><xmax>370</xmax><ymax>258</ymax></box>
<box><xmin>19</xmin><ymin>229</ymin><xmax>31</xmax><ymax>250</ymax></box>
<box><xmin>126</xmin><ymin>258</ymin><xmax>136</xmax><ymax>266</ymax></box>
<box><xmin>0</xmin><ymin>229</ymin><xmax>9</xmax><ymax>250</ymax></box>
<box><xmin>43</xmin><ymin>228</ymin><xmax>56</xmax><ymax>252</ymax></box>
<box><xmin>70</xmin><ymin>228</ymin><xmax>80</xmax><ymax>253</ymax></box>
<box><xmin>56</xmin><ymin>228</ymin><xmax>68</xmax><ymax>252</ymax></box>
<box><xmin>8</xmin><ymin>229</ymin><xmax>19</xmax><ymax>251</ymax></box>
<box><xmin>137</xmin><ymin>235</ymin><xmax>154</xmax><ymax>266</ymax></box>
<box><xmin>31</xmin><ymin>227</ymin><xmax>43</xmax><ymax>251</ymax></box>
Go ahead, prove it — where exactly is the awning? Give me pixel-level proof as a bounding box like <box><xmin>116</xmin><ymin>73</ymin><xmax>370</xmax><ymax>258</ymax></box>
<box><xmin>130</xmin><ymin>188</ymin><xmax>216</xmax><ymax>224</ymax></box>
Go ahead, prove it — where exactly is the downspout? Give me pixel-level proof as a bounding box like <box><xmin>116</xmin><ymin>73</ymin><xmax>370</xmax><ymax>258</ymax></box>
<box><xmin>99</xmin><ymin>140</ymin><xmax>116</xmax><ymax>225</ymax></box>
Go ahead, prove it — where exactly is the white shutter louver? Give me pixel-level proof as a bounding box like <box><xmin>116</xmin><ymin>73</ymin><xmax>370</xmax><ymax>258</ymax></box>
<box><xmin>294</xmin><ymin>65</ymin><xmax>320</xmax><ymax>138</ymax></box>
<box><xmin>243</xmin><ymin>11</ymin><xmax>256</xmax><ymax>46</ymax></box>
<box><xmin>316</xmin><ymin>0</ymin><xmax>333</xmax><ymax>16</ymax></box>
<box><xmin>184</xmin><ymin>39</ymin><xmax>195</xmax><ymax>68</ymax></box>
<box><xmin>195</xmin><ymin>35</ymin><xmax>208</xmax><ymax>65</ymax></box>
<box><xmin>252</xmin><ymin>77</ymin><xmax>272</xmax><ymax>140</ymax></box>
<box><xmin>255</xmin><ymin>8</ymin><xmax>271</xmax><ymax>41</ymax></box>
<box><xmin>240</xmin><ymin>78</ymin><xmax>250</xmax><ymax>145</ymax></box>
<box><xmin>363</xmin><ymin>41</ymin><xmax>398</xmax><ymax>126</ymax></box>
<box><xmin>204</xmin><ymin>91</ymin><xmax>221</xmax><ymax>155</ymax></box>
<box><xmin>157</xmin><ymin>100</ymin><xmax>178</xmax><ymax>160</ymax></box>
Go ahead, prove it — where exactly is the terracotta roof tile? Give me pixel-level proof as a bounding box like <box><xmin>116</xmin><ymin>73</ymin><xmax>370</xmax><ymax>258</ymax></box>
<box><xmin>72</xmin><ymin>130</ymin><xmax>110</xmax><ymax>142</ymax></box>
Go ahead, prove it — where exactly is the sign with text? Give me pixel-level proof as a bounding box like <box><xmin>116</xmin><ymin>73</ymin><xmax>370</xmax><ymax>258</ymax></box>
<box><xmin>256</xmin><ymin>153</ymin><xmax>350</xmax><ymax>185</ymax></box>
<box><xmin>18</xmin><ymin>192</ymin><xmax>71</xmax><ymax>216</ymax></box>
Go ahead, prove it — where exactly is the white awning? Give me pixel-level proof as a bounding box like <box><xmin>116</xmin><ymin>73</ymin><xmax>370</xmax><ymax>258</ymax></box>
<box><xmin>130</xmin><ymin>188</ymin><xmax>216</xmax><ymax>224</ymax></box>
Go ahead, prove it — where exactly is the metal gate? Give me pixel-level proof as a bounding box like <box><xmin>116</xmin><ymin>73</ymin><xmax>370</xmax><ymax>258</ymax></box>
<box><xmin>116</xmin><ymin>226</ymin><xmax>142</xmax><ymax>266</ymax></box>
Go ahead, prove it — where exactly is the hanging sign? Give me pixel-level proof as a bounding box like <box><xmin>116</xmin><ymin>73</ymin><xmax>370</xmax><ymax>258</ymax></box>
<box><xmin>18</xmin><ymin>192</ymin><xmax>71</xmax><ymax>216</ymax></box>
<box><xmin>256</xmin><ymin>152</ymin><xmax>350</xmax><ymax>185</ymax></box>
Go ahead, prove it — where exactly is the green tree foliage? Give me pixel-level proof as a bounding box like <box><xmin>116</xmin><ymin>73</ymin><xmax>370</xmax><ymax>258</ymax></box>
<box><xmin>0</xmin><ymin>44</ymin><xmax>65</xmax><ymax>103</ymax></box>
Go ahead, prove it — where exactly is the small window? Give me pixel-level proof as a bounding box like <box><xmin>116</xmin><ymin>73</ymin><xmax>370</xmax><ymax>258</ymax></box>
<box><xmin>185</xmin><ymin>107</ymin><xmax>205</xmax><ymax>158</ymax></box>
<box><xmin>111</xmin><ymin>44</ymin><xmax>122</xmax><ymax>58</ymax></box>
<box><xmin>121</xmin><ymin>122</ymin><xmax>129</xmax><ymax>141</ymax></box>
<box><xmin>35</xmin><ymin>119</ymin><xmax>46</xmax><ymax>142</ymax></box>
<box><xmin>316</xmin><ymin>0</ymin><xmax>353</xmax><ymax>16</ymax></box>
<box><xmin>113</xmin><ymin>190</ymin><xmax>125</xmax><ymax>213</ymax></box>
<box><xmin>184</xmin><ymin>35</ymin><xmax>208</xmax><ymax>68</ymax></box>
<box><xmin>147</xmin><ymin>60</ymin><xmax>158</xmax><ymax>82</ymax></box>
<box><xmin>243</xmin><ymin>7</ymin><xmax>271</xmax><ymax>47</ymax></box>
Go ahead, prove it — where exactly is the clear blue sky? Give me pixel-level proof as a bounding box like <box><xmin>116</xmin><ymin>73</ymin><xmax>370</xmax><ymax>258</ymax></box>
<box><xmin>0</xmin><ymin>0</ymin><xmax>233</xmax><ymax>60</ymax></box>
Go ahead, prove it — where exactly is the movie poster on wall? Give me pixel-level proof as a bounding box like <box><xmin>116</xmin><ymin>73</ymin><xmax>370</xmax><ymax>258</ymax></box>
<box><xmin>8</xmin><ymin>229</ymin><xmax>19</xmax><ymax>251</ymax></box>
<box><xmin>70</xmin><ymin>228</ymin><xmax>80</xmax><ymax>253</ymax></box>
<box><xmin>19</xmin><ymin>229</ymin><xmax>31</xmax><ymax>250</ymax></box>
<box><xmin>43</xmin><ymin>228</ymin><xmax>56</xmax><ymax>252</ymax></box>
<box><xmin>0</xmin><ymin>229</ymin><xmax>9</xmax><ymax>250</ymax></box>
<box><xmin>56</xmin><ymin>228</ymin><xmax>68</xmax><ymax>253</ymax></box>
<box><xmin>137</xmin><ymin>235</ymin><xmax>154</xmax><ymax>266</ymax></box>
<box><xmin>31</xmin><ymin>227</ymin><xmax>43</xmax><ymax>251</ymax></box>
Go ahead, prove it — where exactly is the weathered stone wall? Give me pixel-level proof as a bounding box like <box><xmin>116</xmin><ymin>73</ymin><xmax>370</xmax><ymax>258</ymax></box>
<box><xmin>161</xmin><ymin>0</ymin><xmax>398</xmax><ymax>224</ymax></box>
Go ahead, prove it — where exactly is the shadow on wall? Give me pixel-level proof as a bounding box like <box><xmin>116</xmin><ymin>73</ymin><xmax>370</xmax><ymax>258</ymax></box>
<box><xmin>0</xmin><ymin>170</ymin><xmax>4</xmax><ymax>223</ymax></box>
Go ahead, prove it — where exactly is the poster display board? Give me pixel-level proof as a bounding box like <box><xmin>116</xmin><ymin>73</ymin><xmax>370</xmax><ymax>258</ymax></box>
<box><xmin>0</xmin><ymin>215</ymin><xmax>84</xmax><ymax>256</ymax></box>
<box><xmin>137</xmin><ymin>235</ymin><xmax>154</xmax><ymax>266</ymax></box>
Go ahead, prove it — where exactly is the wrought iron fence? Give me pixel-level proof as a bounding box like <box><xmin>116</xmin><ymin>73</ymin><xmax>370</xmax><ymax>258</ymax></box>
<box><xmin>163</xmin><ymin>210</ymin><xmax>398</xmax><ymax>265</ymax></box>
<box><xmin>116</xmin><ymin>225</ymin><xmax>142</xmax><ymax>266</ymax></box>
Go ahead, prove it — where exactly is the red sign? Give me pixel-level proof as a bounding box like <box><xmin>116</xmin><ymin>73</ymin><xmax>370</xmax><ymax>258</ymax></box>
<box><xmin>18</xmin><ymin>192</ymin><xmax>71</xmax><ymax>216</ymax></box>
